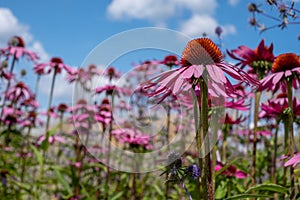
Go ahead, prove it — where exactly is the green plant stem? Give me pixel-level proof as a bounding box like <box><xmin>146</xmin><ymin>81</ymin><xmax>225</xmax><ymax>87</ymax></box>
<box><xmin>286</xmin><ymin>80</ymin><xmax>295</xmax><ymax>200</ymax></box>
<box><xmin>251</xmin><ymin>91</ymin><xmax>261</xmax><ymax>186</ymax></box>
<box><xmin>165</xmin><ymin>105</ymin><xmax>171</xmax><ymax>200</ymax></box>
<box><xmin>194</xmin><ymin>84</ymin><xmax>205</xmax><ymax>200</ymax></box>
<box><xmin>45</xmin><ymin>67</ymin><xmax>58</xmax><ymax>137</ymax></box>
<box><xmin>105</xmin><ymin>93</ymin><xmax>114</xmax><ymax>200</ymax></box>
<box><xmin>200</xmin><ymin>77</ymin><xmax>213</xmax><ymax>200</ymax></box>
<box><xmin>38</xmin><ymin>67</ymin><xmax>57</xmax><ymax>182</ymax></box>
<box><xmin>0</xmin><ymin>54</ymin><xmax>16</xmax><ymax>121</ymax></box>
<box><xmin>271</xmin><ymin>119</ymin><xmax>279</xmax><ymax>184</ymax></box>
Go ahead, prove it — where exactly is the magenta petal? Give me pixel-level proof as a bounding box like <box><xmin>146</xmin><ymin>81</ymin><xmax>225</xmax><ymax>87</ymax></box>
<box><xmin>272</xmin><ymin>72</ymin><xmax>284</xmax><ymax>85</ymax></box>
<box><xmin>285</xmin><ymin>70</ymin><xmax>292</xmax><ymax>77</ymax></box>
<box><xmin>182</xmin><ymin>67</ymin><xmax>195</xmax><ymax>78</ymax></box>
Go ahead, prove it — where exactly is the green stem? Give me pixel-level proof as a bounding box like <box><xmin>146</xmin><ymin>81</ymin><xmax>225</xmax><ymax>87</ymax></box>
<box><xmin>286</xmin><ymin>80</ymin><xmax>295</xmax><ymax>200</ymax></box>
<box><xmin>105</xmin><ymin>93</ymin><xmax>114</xmax><ymax>200</ymax></box>
<box><xmin>39</xmin><ymin>67</ymin><xmax>57</xmax><ymax>181</ymax></box>
<box><xmin>0</xmin><ymin>54</ymin><xmax>17</xmax><ymax>121</ymax></box>
<box><xmin>271</xmin><ymin>119</ymin><xmax>279</xmax><ymax>184</ymax></box>
<box><xmin>200</xmin><ymin>77</ymin><xmax>213</xmax><ymax>200</ymax></box>
<box><xmin>251</xmin><ymin>91</ymin><xmax>261</xmax><ymax>186</ymax></box>
<box><xmin>45</xmin><ymin>67</ymin><xmax>58</xmax><ymax>136</ymax></box>
<box><xmin>165</xmin><ymin>105</ymin><xmax>171</xmax><ymax>200</ymax></box>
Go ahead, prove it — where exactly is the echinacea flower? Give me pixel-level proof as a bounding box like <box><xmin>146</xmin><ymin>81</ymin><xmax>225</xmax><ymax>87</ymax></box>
<box><xmin>94</xmin><ymin>98</ymin><xmax>111</xmax><ymax>129</ymax></box>
<box><xmin>161</xmin><ymin>55</ymin><xmax>180</xmax><ymax>68</ymax></box>
<box><xmin>37</xmin><ymin>134</ymin><xmax>66</xmax><ymax>145</ymax></box>
<box><xmin>259</xmin><ymin>53</ymin><xmax>300</xmax><ymax>91</ymax></box>
<box><xmin>284</xmin><ymin>152</ymin><xmax>300</xmax><ymax>168</ymax></box>
<box><xmin>215</xmin><ymin>161</ymin><xmax>248</xmax><ymax>178</ymax></box>
<box><xmin>1</xmin><ymin>36</ymin><xmax>39</xmax><ymax>61</ymax></box>
<box><xmin>101</xmin><ymin>66</ymin><xmax>121</xmax><ymax>81</ymax></box>
<box><xmin>5</xmin><ymin>82</ymin><xmax>33</xmax><ymax>102</ymax></box>
<box><xmin>112</xmin><ymin>128</ymin><xmax>152</xmax><ymax>150</ymax></box>
<box><xmin>95</xmin><ymin>85</ymin><xmax>131</xmax><ymax>96</ymax></box>
<box><xmin>227</xmin><ymin>39</ymin><xmax>274</xmax><ymax>78</ymax></box>
<box><xmin>34</xmin><ymin>57</ymin><xmax>74</xmax><ymax>75</ymax></box>
<box><xmin>142</xmin><ymin>38</ymin><xmax>258</xmax><ymax>99</ymax></box>
<box><xmin>259</xmin><ymin>93</ymin><xmax>300</xmax><ymax>119</ymax></box>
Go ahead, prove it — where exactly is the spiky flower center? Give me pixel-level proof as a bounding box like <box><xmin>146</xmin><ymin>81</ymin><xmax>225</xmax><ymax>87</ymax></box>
<box><xmin>181</xmin><ymin>38</ymin><xmax>222</xmax><ymax>67</ymax></box>
<box><xmin>8</xmin><ymin>36</ymin><xmax>25</xmax><ymax>47</ymax></box>
<box><xmin>50</xmin><ymin>57</ymin><xmax>64</xmax><ymax>64</ymax></box>
<box><xmin>272</xmin><ymin>53</ymin><xmax>300</xmax><ymax>73</ymax></box>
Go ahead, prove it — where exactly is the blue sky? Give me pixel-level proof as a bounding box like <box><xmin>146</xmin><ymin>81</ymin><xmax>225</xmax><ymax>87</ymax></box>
<box><xmin>0</xmin><ymin>0</ymin><xmax>299</xmax><ymax>106</ymax></box>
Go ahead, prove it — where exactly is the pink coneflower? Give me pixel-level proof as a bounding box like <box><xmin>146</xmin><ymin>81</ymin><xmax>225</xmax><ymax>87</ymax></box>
<box><xmin>142</xmin><ymin>38</ymin><xmax>258</xmax><ymax>98</ymax></box>
<box><xmin>20</xmin><ymin>111</ymin><xmax>43</xmax><ymax>127</ymax></box>
<box><xmin>5</xmin><ymin>82</ymin><xmax>33</xmax><ymax>102</ymax></box>
<box><xmin>20</xmin><ymin>96</ymin><xmax>39</xmax><ymax>109</ymax></box>
<box><xmin>227</xmin><ymin>39</ymin><xmax>274</xmax><ymax>77</ymax></box>
<box><xmin>94</xmin><ymin>98</ymin><xmax>112</xmax><ymax>129</ymax></box>
<box><xmin>284</xmin><ymin>152</ymin><xmax>300</xmax><ymax>168</ymax></box>
<box><xmin>259</xmin><ymin>93</ymin><xmax>300</xmax><ymax>119</ymax></box>
<box><xmin>95</xmin><ymin>85</ymin><xmax>131</xmax><ymax>96</ymax></box>
<box><xmin>161</xmin><ymin>55</ymin><xmax>180</xmax><ymax>68</ymax></box>
<box><xmin>101</xmin><ymin>66</ymin><xmax>121</xmax><ymax>81</ymax></box>
<box><xmin>34</xmin><ymin>57</ymin><xmax>74</xmax><ymax>75</ymax></box>
<box><xmin>68</xmin><ymin>99</ymin><xmax>96</xmax><ymax>129</ymax></box>
<box><xmin>215</xmin><ymin>161</ymin><xmax>248</xmax><ymax>178</ymax></box>
<box><xmin>223</xmin><ymin>113</ymin><xmax>246</xmax><ymax>125</ymax></box>
<box><xmin>259</xmin><ymin>53</ymin><xmax>300</xmax><ymax>91</ymax></box>
<box><xmin>1</xmin><ymin>36</ymin><xmax>39</xmax><ymax>61</ymax></box>
<box><xmin>112</xmin><ymin>128</ymin><xmax>152</xmax><ymax>150</ymax></box>
<box><xmin>37</xmin><ymin>134</ymin><xmax>66</xmax><ymax>145</ymax></box>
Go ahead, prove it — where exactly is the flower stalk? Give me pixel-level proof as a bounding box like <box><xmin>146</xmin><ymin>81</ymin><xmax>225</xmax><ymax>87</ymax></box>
<box><xmin>286</xmin><ymin>80</ymin><xmax>295</xmax><ymax>200</ymax></box>
<box><xmin>251</xmin><ymin>91</ymin><xmax>261</xmax><ymax>186</ymax></box>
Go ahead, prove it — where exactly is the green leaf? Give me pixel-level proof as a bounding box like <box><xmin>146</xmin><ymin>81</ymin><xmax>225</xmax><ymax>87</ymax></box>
<box><xmin>30</xmin><ymin>145</ymin><xmax>43</xmax><ymax>166</ymax></box>
<box><xmin>153</xmin><ymin>184</ymin><xmax>163</xmax><ymax>196</ymax></box>
<box><xmin>225</xmin><ymin>194</ymin><xmax>273</xmax><ymax>200</ymax></box>
<box><xmin>80</xmin><ymin>183</ymin><xmax>92</xmax><ymax>200</ymax></box>
<box><xmin>246</xmin><ymin>183</ymin><xmax>289</xmax><ymax>194</ymax></box>
<box><xmin>53</xmin><ymin>168</ymin><xmax>73</xmax><ymax>196</ymax></box>
<box><xmin>111</xmin><ymin>191</ymin><xmax>124</xmax><ymax>200</ymax></box>
<box><xmin>41</xmin><ymin>124</ymin><xmax>60</xmax><ymax>151</ymax></box>
<box><xmin>215</xmin><ymin>183</ymin><xmax>227</xmax><ymax>199</ymax></box>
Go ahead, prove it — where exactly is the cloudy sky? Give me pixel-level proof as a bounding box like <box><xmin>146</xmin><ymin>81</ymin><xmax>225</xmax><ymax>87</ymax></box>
<box><xmin>0</xmin><ymin>0</ymin><xmax>299</xmax><ymax>107</ymax></box>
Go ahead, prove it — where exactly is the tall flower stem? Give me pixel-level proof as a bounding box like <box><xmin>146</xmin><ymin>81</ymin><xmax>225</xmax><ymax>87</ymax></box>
<box><xmin>0</xmin><ymin>54</ymin><xmax>16</xmax><ymax>121</ymax></box>
<box><xmin>39</xmin><ymin>67</ymin><xmax>58</xmax><ymax>179</ymax></box>
<box><xmin>251</xmin><ymin>91</ymin><xmax>261</xmax><ymax>186</ymax></box>
<box><xmin>165</xmin><ymin>105</ymin><xmax>171</xmax><ymax>200</ymax></box>
<box><xmin>271</xmin><ymin>119</ymin><xmax>279</xmax><ymax>183</ymax></box>
<box><xmin>45</xmin><ymin>67</ymin><xmax>58</xmax><ymax>136</ymax></box>
<box><xmin>286</xmin><ymin>80</ymin><xmax>295</xmax><ymax>200</ymax></box>
<box><xmin>194</xmin><ymin>85</ymin><xmax>205</xmax><ymax>200</ymax></box>
<box><xmin>271</xmin><ymin>119</ymin><xmax>279</xmax><ymax>200</ymax></box>
<box><xmin>200</xmin><ymin>77</ymin><xmax>213</xmax><ymax>200</ymax></box>
<box><xmin>105</xmin><ymin>93</ymin><xmax>114</xmax><ymax>200</ymax></box>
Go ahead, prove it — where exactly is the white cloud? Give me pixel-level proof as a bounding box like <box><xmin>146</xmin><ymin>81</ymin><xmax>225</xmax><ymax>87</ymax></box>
<box><xmin>107</xmin><ymin>0</ymin><xmax>217</xmax><ymax>25</ymax></box>
<box><xmin>228</xmin><ymin>0</ymin><xmax>240</xmax><ymax>6</ymax></box>
<box><xmin>39</xmin><ymin>70</ymin><xmax>73</xmax><ymax>101</ymax></box>
<box><xmin>0</xmin><ymin>8</ymin><xmax>49</xmax><ymax>61</ymax></box>
<box><xmin>179</xmin><ymin>14</ymin><xmax>236</xmax><ymax>38</ymax></box>
<box><xmin>29</xmin><ymin>41</ymin><xmax>49</xmax><ymax>62</ymax></box>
